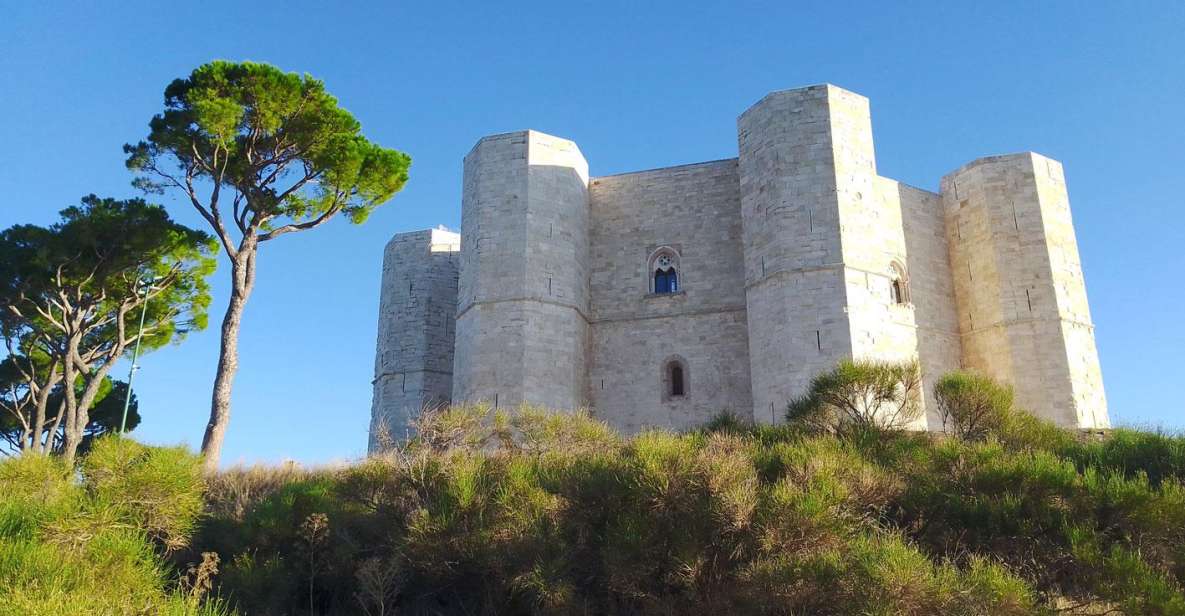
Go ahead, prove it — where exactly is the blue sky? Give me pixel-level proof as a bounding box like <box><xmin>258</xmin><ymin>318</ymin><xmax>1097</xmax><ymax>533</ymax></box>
<box><xmin>1</xmin><ymin>1</ymin><xmax>1182</xmax><ymax>465</ymax></box>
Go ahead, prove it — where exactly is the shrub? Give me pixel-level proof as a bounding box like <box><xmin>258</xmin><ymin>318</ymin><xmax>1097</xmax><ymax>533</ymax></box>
<box><xmin>0</xmin><ymin>438</ymin><xmax>231</xmax><ymax>616</ymax></box>
<box><xmin>162</xmin><ymin>401</ymin><xmax>1185</xmax><ymax>614</ymax></box>
<box><xmin>1068</xmin><ymin>427</ymin><xmax>1185</xmax><ymax>486</ymax></box>
<box><xmin>82</xmin><ymin>437</ymin><xmax>206</xmax><ymax>551</ymax></box>
<box><xmin>407</xmin><ymin>403</ymin><xmax>619</xmax><ymax>456</ymax></box>
<box><xmin>996</xmin><ymin>408</ymin><xmax>1080</xmax><ymax>453</ymax></box>
<box><xmin>933</xmin><ymin>370</ymin><xmax>1015</xmax><ymax>440</ymax></box>
<box><xmin>787</xmin><ymin>359</ymin><xmax>923</xmax><ymax>433</ymax></box>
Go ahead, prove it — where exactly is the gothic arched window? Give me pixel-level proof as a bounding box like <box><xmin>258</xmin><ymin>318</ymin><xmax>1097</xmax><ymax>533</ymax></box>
<box><xmin>649</xmin><ymin>248</ymin><xmax>681</xmax><ymax>294</ymax></box>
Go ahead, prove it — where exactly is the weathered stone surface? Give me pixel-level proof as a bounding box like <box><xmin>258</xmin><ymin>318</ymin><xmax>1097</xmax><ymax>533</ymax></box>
<box><xmin>942</xmin><ymin>154</ymin><xmax>1108</xmax><ymax>428</ymax></box>
<box><xmin>588</xmin><ymin>160</ymin><xmax>752</xmax><ymax>430</ymax></box>
<box><xmin>370</xmin><ymin>84</ymin><xmax>1109</xmax><ymax>448</ymax></box>
<box><xmin>452</xmin><ymin>131</ymin><xmax>590</xmax><ymax>413</ymax></box>
<box><xmin>368</xmin><ymin>228</ymin><xmax>459</xmax><ymax>451</ymax></box>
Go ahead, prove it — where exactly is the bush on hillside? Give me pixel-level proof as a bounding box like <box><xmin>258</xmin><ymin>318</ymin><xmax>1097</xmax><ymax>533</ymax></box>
<box><xmin>404</xmin><ymin>403</ymin><xmax>619</xmax><ymax>455</ymax></box>
<box><xmin>186</xmin><ymin>406</ymin><xmax>1045</xmax><ymax>615</ymax></box>
<box><xmin>786</xmin><ymin>359</ymin><xmax>923</xmax><ymax>433</ymax></box>
<box><xmin>7</xmin><ymin>367</ymin><xmax>1185</xmax><ymax>615</ymax></box>
<box><xmin>0</xmin><ymin>438</ymin><xmax>231</xmax><ymax>616</ymax></box>
<box><xmin>184</xmin><ymin>394</ymin><xmax>1185</xmax><ymax>615</ymax></box>
<box><xmin>933</xmin><ymin>370</ymin><xmax>1016</xmax><ymax>440</ymax></box>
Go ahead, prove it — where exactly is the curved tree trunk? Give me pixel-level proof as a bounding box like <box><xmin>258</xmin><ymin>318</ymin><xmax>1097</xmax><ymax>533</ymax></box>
<box><xmin>201</xmin><ymin>248</ymin><xmax>255</xmax><ymax>473</ymax></box>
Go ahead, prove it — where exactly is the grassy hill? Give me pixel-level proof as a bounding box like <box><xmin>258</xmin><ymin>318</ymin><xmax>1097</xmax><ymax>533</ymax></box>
<box><xmin>3</xmin><ymin>383</ymin><xmax>1185</xmax><ymax>614</ymax></box>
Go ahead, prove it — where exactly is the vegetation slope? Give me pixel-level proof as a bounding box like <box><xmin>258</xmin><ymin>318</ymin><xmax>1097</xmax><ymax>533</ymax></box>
<box><xmin>4</xmin><ymin>368</ymin><xmax>1185</xmax><ymax>615</ymax></box>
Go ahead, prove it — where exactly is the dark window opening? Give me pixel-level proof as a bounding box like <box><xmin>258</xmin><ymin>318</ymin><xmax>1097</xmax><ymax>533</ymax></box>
<box><xmin>670</xmin><ymin>364</ymin><xmax>685</xmax><ymax>397</ymax></box>
<box><xmin>654</xmin><ymin>268</ymin><xmax>679</xmax><ymax>294</ymax></box>
<box><xmin>891</xmin><ymin>279</ymin><xmax>905</xmax><ymax>304</ymax></box>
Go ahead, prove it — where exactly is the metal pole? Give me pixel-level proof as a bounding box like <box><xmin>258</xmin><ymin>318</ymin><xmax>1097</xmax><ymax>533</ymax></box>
<box><xmin>119</xmin><ymin>280</ymin><xmax>151</xmax><ymax>434</ymax></box>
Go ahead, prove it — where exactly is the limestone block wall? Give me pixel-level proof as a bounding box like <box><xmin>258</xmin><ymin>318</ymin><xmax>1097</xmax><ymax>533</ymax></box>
<box><xmin>587</xmin><ymin>160</ymin><xmax>753</xmax><ymax>431</ymax></box>
<box><xmin>452</xmin><ymin>130</ymin><xmax>590</xmax><ymax>411</ymax></box>
<box><xmin>827</xmin><ymin>91</ymin><xmax>923</xmax><ymax>427</ymax></box>
<box><xmin>1033</xmin><ymin>158</ymin><xmax>1108</xmax><ymax>428</ymax></box>
<box><xmin>370</xmin><ymin>83</ymin><xmax>1111</xmax><ymax>450</ymax></box>
<box><xmin>941</xmin><ymin>153</ymin><xmax>1108</xmax><ymax>428</ymax></box>
<box><xmin>368</xmin><ymin>228</ymin><xmax>460</xmax><ymax>451</ymax></box>
<box><xmin>889</xmin><ymin>180</ymin><xmax>963</xmax><ymax>427</ymax></box>
<box><xmin>738</xmin><ymin>85</ymin><xmax>862</xmax><ymax>422</ymax></box>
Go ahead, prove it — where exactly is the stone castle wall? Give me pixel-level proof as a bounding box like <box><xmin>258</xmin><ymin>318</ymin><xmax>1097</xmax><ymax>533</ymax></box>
<box><xmin>451</xmin><ymin>131</ymin><xmax>590</xmax><ymax>412</ymax></box>
<box><xmin>587</xmin><ymin>160</ymin><xmax>753</xmax><ymax>431</ymax></box>
<box><xmin>942</xmin><ymin>154</ymin><xmax>1108</xmax><ymax>428</ymax></box>
<box><xmin>369</xmin><ymin>228</ymin><xmax>460</xmax><ymax>449</ymax></box>
<box><xmin>369</xmin><ymin>84</ymin><xmax>1109</xmax><ymax>451</ymax></box>
<box><xmin>889</xmin><ymin>180</ymin><xmax>963</xmax><ymax>426</ymax></box>
<box><xmin>737</xmin><ymin>86</ymin><xmax>856</xmax><ymax>423</ymax></box>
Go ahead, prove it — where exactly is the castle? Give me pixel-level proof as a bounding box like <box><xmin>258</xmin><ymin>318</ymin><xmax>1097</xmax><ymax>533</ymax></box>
<box><xmin>369</xmin><ymin>84</ymin><xmax>1108</xmax><ymax>449</ymax></box>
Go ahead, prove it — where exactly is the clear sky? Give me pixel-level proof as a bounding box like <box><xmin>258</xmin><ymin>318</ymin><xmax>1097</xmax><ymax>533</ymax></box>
<box><xmin>1</xmin><ymin>1</ymin><xmax>1182</xmax><ymax>465</ymax></box>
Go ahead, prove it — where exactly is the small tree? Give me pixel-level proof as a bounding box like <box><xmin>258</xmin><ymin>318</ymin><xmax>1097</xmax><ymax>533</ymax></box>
<box><xmin>0</xmin><ymin>195</ymin><xmax>215</xmax><ymax>464</ymax></box>
<box><xmin>933</xmin><ymin>370</ymin><xmax>1015</xmax><ymax>441</ymax></box>
<box><xmin>786</xmin><ymin>359</ymin><xmax>923</xmax><ymax>433</ymax></box>
<box><xmin>0</xmin><ymin>352</ymin><xmax>56</xmax><ymax>454</ymax></box>
<box><xmin>125</xmin><ymin>61</ymin><xmax>411</xmax><ymax>471</ymax></box>
<box><xmin>0</xmin><ymin>371</ymin><xmax>141</xmax><ymax>456</ymax></box>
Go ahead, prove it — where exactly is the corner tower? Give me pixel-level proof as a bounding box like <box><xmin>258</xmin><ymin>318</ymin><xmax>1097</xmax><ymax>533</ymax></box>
<box><xmin>738</xmin><ymin>85</ymin><xmax>919</xmax><ymax>423</ymax></box>
<box><xmin>369</xmin><ymin>228</ymin><xmax>460</xmax><ymax>451</ymax></box>
<box><xmin>941</xmin><ymin>154</ymin><xmax>1108</xmax><ymax>428</ymax></box>
<box><xmin>452</xmin><ymin>130</ymin><xmax>590</xmax><ymax>411</ymax></box>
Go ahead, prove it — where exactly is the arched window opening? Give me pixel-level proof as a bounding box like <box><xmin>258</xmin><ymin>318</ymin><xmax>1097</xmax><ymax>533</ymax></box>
<box><xmin>670</xmin><ymin>364</ymin><xmax>685</xmax><ymax>397</ymax></box>
<box><xmin>662</xmin><ymin>357</ymin><xmax>688</xmax><ymax>400</ymax></box>
<box><xmin>889</xmin><ymin>261</ymin><xmax>910</xmax><ymax>305</ymax></box>
<box><xmin>648</xmin><ymin>248</ymin><xmax>682</xmax><ymax>295</ymax></box>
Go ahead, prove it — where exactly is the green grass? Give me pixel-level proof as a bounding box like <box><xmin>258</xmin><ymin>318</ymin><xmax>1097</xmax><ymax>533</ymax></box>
<box><xmin>5</xmin><ymin>401</ymin><xmax>1185</xmax><ymax>615</ymax></box>
<box><xmin>177</xmin><ymin>404</ymin><xmax>1185</xmax><ymax>615</ymax></box>
<box><xmin>0</xmin><ymin>438</ymin><xmax>234</xmax><ymax>616</ymax></box>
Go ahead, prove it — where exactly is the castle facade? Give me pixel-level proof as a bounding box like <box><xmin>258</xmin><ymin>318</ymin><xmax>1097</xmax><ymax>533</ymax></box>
<box><xmin>369</xmin><ymin>84</ymin><xmax>1108</xmax><ymax>449</ymax></box>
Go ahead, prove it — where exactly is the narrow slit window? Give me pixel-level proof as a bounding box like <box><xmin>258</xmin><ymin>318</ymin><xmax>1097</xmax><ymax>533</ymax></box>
<box><xmin>889</xmin><ymin>262</ymin><xmax>910</xmax><ymax>305</ymax></box>
<box><xmin>662</xmin><ymin>358</ymin><xmax>689</xmax><ymax>401</ymax></box>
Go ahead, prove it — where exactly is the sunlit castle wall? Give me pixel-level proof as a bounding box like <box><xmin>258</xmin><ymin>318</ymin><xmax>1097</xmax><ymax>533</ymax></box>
<box><xmin>941</xmin><ymin>154</ymin><xmax>1108</xmax><ymax>428</ymax></box>
<box><xmin>369</xmin><ymin>83</ymin><xmax>1111</xmax><ymax>449</ymax></box>
<box><xmin>451</xmin><ymin>131</ymin><xmax>591</xmax><ymax>412</ymax></box>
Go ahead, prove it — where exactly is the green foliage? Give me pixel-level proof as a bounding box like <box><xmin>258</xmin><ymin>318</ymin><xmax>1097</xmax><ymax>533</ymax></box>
<box><xmin>0</xmin><ymin>438</ymin><xmax>232</xmax><ymax>615</ymax></box>
<box><xmin>787</xmin><ymin>359</ymin><xmax>924</xmax><ymax>433</ymax></box>
<box><xmin>125</xmin><ymin>60</ymin><xmax>410</xmax><ymax>234</ymax></box>
<box><xmin>8</xmin><ymin>377</ymin><xmax>1184</xmax><ymax>614</ymax></box>
<box><xmin>82</xmin><ymin>437</ymin><xmax>206</xmax><ymax>551</ymax></box>
<box><xmin>933</xmin><ymin>370</ymin><xmax>1016</xmax><ymax>440</ymax></box>
<box><xmin>1067</xmin><ymin>427</ymin><xmax>1185</xmax><ymax>486</ymax></box>
<box><xmin>179</xmin><ymin>397</ymin><xmax>1185</xmax><ymax>615</ymax></box>
<box><xmin>0</xmin><ymin>195</ymin><xmax>214</xmax><ymax>458</ymax></box>
<box><xmin>0</xmin><ymin>195</ymin><xmax>216</xmax><ymax>350</ymax></box>
<box><xmin>0</xmin><ymin>376</ymin><xmax>142</xmax><ymax>455</ymax></box>
<box><xmin>190</xmin><ymin>405</ymin><xmax>1067</xmax><ymax>615</ymax></box>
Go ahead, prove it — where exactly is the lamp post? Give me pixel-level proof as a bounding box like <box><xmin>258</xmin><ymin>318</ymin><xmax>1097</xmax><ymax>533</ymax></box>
<box><xmin>119</xmin><ymin>278</ymin><xmax>153</xmax><ymax>434</ymax></box>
